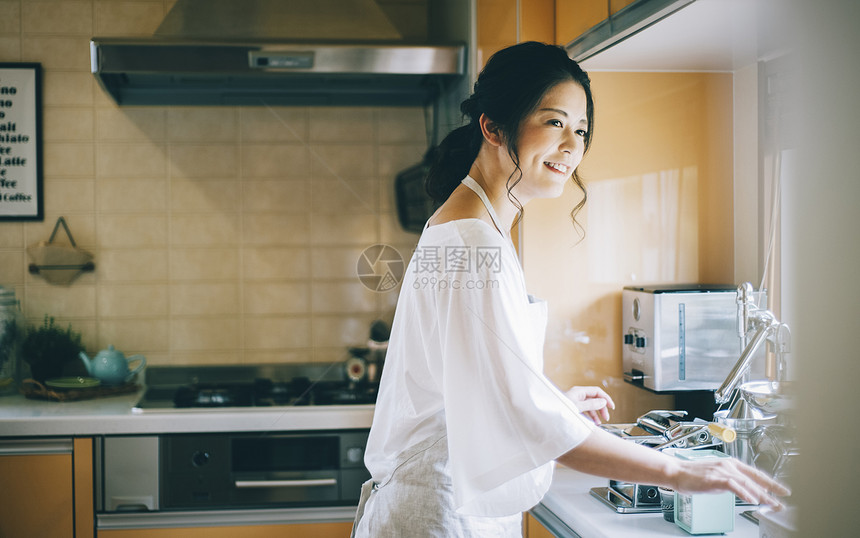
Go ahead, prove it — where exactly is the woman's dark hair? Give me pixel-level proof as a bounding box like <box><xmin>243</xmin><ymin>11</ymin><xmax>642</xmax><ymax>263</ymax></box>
<box><xmin>425</xmin><ymin>41</ymin><xmax>594</xmax><ymax>233</ymax></box>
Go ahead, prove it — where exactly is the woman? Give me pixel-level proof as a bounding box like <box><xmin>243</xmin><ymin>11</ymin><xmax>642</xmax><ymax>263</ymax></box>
<box><xmin>351</xmin><ymin>42</ymin><xmax>788</xmax><ymax>537</ymax></box>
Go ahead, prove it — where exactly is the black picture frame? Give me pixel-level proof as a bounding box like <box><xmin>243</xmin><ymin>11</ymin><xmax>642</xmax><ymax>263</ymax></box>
<box><xmin>0</xmin><ymin>63</ymin><xmax>43</xmax><ymax>221</ymax></box>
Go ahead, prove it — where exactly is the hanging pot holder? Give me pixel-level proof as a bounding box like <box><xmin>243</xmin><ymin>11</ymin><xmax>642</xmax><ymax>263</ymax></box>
<box><xmin>27</xmin><ymin>217</ymin><xmax>94</xmax><ymax>285</ymax></box>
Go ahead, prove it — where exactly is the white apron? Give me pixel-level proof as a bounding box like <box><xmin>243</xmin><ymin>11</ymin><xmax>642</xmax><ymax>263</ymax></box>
<box><xmin>351</xmin><ymin>434</ymin><xmax>523</xmax><ymax>537</ymax></box>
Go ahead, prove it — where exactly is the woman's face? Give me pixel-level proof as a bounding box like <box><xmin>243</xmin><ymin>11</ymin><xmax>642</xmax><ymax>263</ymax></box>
<box><xmin>509</xmin><ymin>80</ymin><xmax>589</xmax><ymax>202</ymax></box>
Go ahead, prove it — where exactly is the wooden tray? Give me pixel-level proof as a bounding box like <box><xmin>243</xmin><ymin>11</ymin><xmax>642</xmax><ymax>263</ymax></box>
<box><xmin>21</xmin><ymin>378</ymin><xmax>138</xmax><ymax>402</ymax></box>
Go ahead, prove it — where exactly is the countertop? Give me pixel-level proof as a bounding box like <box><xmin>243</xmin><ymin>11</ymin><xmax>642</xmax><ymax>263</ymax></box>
<box><xmin>533</xmin><ymin>467</ymin><xmax>762</xmax><ymax>538</ymax></box>
<box><xmin>2</xmin><ymin>392</ymin><xmax>765</xmax><ymax>537</ymax></box>
<box><xmin>0</xmin><ymin>390</ymin><xmax>375</xmax><ymax>437</ymax></box>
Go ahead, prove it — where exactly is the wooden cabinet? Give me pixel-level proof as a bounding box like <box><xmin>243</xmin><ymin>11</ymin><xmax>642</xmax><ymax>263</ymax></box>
<box><xmin>555</xmin><ymin>0</ymin><xmax>645</xmax><ymax>46</ymax></box>
<box><xmin>555</xmin><ymin>0</ymin><xmax>609</xmax><ymax>45</ymax></box>
<box><xmin>524</xmin><ymin>512</ymin><xmax>556</xmax><ymax>538</ymax></box>
<box><xmin>98</xmin><ymin>521</ymin><xmax>353</xmax><ymax>538</ymax></box>
<box><xmin>0</xmin><ymin>437</ymin><xmax>93</xmax><ymax>538</ymax></box>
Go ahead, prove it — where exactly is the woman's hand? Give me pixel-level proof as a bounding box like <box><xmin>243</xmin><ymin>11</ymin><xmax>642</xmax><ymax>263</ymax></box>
<box><xmin>564</xmin><ymin>386</ymin><xmax>615</xmax><ymax>424</ymax></box>
<box><xmin>668</xmin><ymin>455</ymin><xmax>791</xmax><ymax>509</ymax></box>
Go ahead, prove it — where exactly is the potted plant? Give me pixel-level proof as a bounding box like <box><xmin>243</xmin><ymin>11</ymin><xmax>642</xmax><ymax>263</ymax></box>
<box><xmin>21</xmin><ymin>315</ymin><xmax>85</xmax><ymax>383</ymax></box>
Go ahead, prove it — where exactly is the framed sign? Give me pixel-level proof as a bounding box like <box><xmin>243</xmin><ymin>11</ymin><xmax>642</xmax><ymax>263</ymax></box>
<box><xmin>0</xmin><ymin>63</ymin><xmax>43</xmax><ymax>221</ymax></box>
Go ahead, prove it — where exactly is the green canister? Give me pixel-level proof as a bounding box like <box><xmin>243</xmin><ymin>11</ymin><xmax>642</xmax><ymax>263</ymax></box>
<box><xmin>672</xmin><ymin>449</ymin><xmax>735</xmax><ymax>534</ymax></box>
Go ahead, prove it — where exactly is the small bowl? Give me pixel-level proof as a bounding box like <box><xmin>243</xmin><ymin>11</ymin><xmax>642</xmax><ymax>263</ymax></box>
<box><xmin>658</xmin><ymin>487</ymin><xmax>675</xmax><ymax>522</ymax></box>
<box><xmin>739</xmin><ymin>380</ymin><xmax>795</xmax><ymax>413</ymax></box>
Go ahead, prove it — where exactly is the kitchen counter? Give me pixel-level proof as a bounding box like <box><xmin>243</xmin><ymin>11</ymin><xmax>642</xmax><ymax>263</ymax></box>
<box><xmin>0</xmin><ymin>390</ymin><xmax>374</xmax><ymax>437</ymax></box>
<box><xmin>2</xmin><ymin>393</ymin><xmax>767</xmax><ymax>537</ymax></box>
<box><xmin>532</xmin><ymin>467</ymin><xmax>762</xmax><ymax>538</ymax></box>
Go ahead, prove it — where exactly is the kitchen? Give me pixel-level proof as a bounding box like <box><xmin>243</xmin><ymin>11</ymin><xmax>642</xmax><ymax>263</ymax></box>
<box><xmin>0</xmin><ymin>0</ymin><xmax>857</xmax><ymax>536</ymax></box>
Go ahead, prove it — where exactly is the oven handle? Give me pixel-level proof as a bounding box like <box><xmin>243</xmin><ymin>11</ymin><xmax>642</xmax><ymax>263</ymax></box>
<box><xmin>234</xmin><ymin>478</ymin><xmax>338</xmax><ymax>488</ymax></box>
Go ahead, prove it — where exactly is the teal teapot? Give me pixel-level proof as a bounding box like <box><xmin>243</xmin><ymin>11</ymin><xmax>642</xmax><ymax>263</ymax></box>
<box><xmin>79</xmin><ymin>345</ymin><xmax>146</xmax><ymax>385</ymax></box>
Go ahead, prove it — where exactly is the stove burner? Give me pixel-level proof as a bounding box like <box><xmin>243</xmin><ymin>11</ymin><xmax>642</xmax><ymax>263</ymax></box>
<box><xmin>174</xmin><ymin>383</ymin><xmax>254</xmax><ymax>408</ymax></box>
<box><xmin>168</xmin><ymin>377</ymin><xmax>377</xmax><ymax>409</ymax></box>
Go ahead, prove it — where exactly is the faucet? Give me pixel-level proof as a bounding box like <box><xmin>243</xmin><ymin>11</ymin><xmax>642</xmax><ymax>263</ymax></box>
<box><xmin>714</xmin><ymin>283</ymin><xmax>791</xmax><ymax>405</ymax></box>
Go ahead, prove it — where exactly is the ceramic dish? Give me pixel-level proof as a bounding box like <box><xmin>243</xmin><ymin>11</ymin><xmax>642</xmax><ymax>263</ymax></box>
<box><xmin>45</xmin><ymin>376</ymin><xmax>101</xmax><ymax>389</ymax></box>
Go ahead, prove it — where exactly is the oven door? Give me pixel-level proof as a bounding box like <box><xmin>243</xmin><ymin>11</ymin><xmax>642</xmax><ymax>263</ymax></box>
<box><xmin>161</xmin><ymin>431</ymin><xmax>368</xmax><ymax>510</ymax></box>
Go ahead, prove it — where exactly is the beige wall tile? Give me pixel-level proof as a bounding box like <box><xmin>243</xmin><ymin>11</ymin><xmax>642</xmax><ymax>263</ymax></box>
<box><xmin>240</xmin><ymin>108</ymin><xmax>307</xmax><ymax>143</ymax></box>
<box><xmin>98</xmin><ymin>319</ymin><xmax>169</xmax><ymax>352</ymax></box>
<box><xmin>0</xmin><ymin>224</ymin><xmax>23</xmax><ymax>248</ymax></box>
<box><xmin>169</xmin><ymin>282</ymin><xmax>239</xmax><ymax>316</ymax></box>
<box><xmin>166</xmin><ymin>351</ymin><xmax>240</xmax><ymax>366</ymax></box>
<box><xmin>170</xmin><ymin>318</ymin><xmax>240</xmax><ymax>351</ymax></box>
<box><xmin>243</xmin><ymin>247</ymin><xmax>309</xmax><ymax>280</ymax></box>
<box><xmin>96</xmin><ymin>107</ymin><xmax>166</xmax><ymax>141</ymax></box>
<box><xmin>0</xmin><ymin>251</ymin><xmax>25</xmax><ymax>285</ymax></box>
<box><xmin>243</xmin><ymin>179</ymin><xmax>309</xmax><ymax>214</ymax></box>
<box><xmin>309</xmin><ymin>214</ymin><xmax>377</xmax><ymax>246</ymax></box>
<box><xmin>24</xmin><ymin>283</ymin><xmax>96</xmax><ymax>318</ymax></box>
<box><xmin>169</xmin><ymin>144</ymin><xmax>238</xmax><ymax>179</ymax></box>
<box><xmin>376</xmin><ymin>107</ymin><xmax>427</xmax><ymax>143</ymax></box>
<box><xmin>244</xmin><ymin>282</ymin><xmax>309</xmax><ymax>315</ymax></box>
<box><xmin>43</xmin><ymin>72</ymin><xmax>93</xmax><ymax>106</ymax></box>
<box><xmin>311</xmin><ymin>178</ymin><xmax>377</xmax><ymax>214</ymax></box>
<box><xmin>23</xmin><ymin>1</ymin><xmax>92</xmax><ymax>35</ymax></box>
<box><xmin>243</xmin><ymin>349</ymin><xmax>310</xmax><ymax>364</ymax></box>
<box><xmin>309</xmin><ymin>144</ymin><xmax>375</xmax><ymax>178</ymax></box>
<box><xmin>167</xmin><ymin>108</ymin><xmax>238</xmax><ymax>142</ymax></box>
<box><xmin>379</xmin><ymin>213</ymin><xmax>420</xmax><ymax>245</ymax></box>
<box><xmin>379</xmin><ymin>176</ymin><xmax>396</xmax><ymax>212</ymax></box>
<box><xmin>98</xmin><ymin>283</ymin><xmax>168</xmax><ymax>317</ymax></box>
<box><xmin>93</xmin><ymin>85</ymin><xmax>116</xmax><ymax>108</ymax></box>
<box><xmin>170</xmin><ymin>248</ymin><xmax>239</xmax><ymax>280</ymax></box>
<box><xmin>97</xmin><ymin>215</ymin><xmax>167</xmax><ymax>248</ymax></box>
<box><xmin>43</xmin><ymin>142</ymin><xmax>94</xmax><ymax>178</ymax></box>
<box><xmin>4</xmin><ymin>0</ymin><xmax>431</xmax><ymax>367</ymax></box>
<box><xmin>97</xmin><ymin>179</ymin><xmax>168</xmax><ymax>213</ymax></box>
<box><xmin>241</xmin><ymin>144</ymin><xmax>310</xmax><ymax>179</ymax></box>
<box><xmin>311</xmin><ymin>246</ymin><xmax>366</xmax><ymax>280</ymax></box>
<box><xmin>170</xmin><ymin>214</ymin><xmax>240</xmax><ymax>246</ymax></box>
<box><xmin>43</xmin><ymin>107</ymin><xmax>93</xmax><ymax>141</ymax></box>
<box><xmin>312</xmin><ymin>314</ymin><xmax>377</xmax><ymax>348</ymax></box>
<box><xmin>309</xmin><ymin>107</ymin><xmax>374</xmax><ymax>143</ymax></box>
<box><xmin>244</xmin><ymin>317</ymin><xmax>311</xmax><ymax>349</ymax></box>
<box><xmin>170</xmin><ymin>179</ymin><xmax>238</xmax><ymax>213</ymax></box>
<box><xmin>21</xmin><ymin>36</ymin><xmax>90</xmax><ymax>70</ymax></box>
<box><xmin>0</xmin><ymin>38</ymin><xmax>21</xmax><ymax>62</ymax></box>
<box><xmin>312</xmin><ymin>282</ymin><xmax>379</xmax><ymax>314</ymax></box>
<box><xmin>97</xmin><ymin>141</ymin><xmax>167</xmax><ymax>178</ymax></box>
<box><xmin>44</xmin><ymin>180</ymin><xmax>94</xmax><ymax>213</ymax></box>
<box><xmin>310</xmin><ymin>347</ymin><xmax>351</xmax><ymax>363</ymax></box>
<box><xmin>98</xmin><ymin>248</ymin><xmax>168</xmax><ymax>282</ymax></box>
<box><xmin>94</xmin><ymin>0</ymin><xmax>166</xmax><ymax>36</ymax></box>
<box><xmin>377</xmin><ymin>143</ymin><xmax>425</xmax><ymax>177</ymax></box>
<box><xmin>242</xmin><ymin>214</ymin><xmax>309</xmax><ymax>246</ymax></box>
<box><xmin>0</xmin><ymin>2</ymin><xmax>21</xmax><ymax>34</ymax></box>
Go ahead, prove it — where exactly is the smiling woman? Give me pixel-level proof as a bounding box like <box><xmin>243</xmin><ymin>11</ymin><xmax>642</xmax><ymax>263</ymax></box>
<box><xmin>425</xmin><ymin>42</ymin><xmax>595</xmax><ymax>237</ymax></box>
<box><xmin>349</xmin><ymin>42</ymin><xmax>788</xmax><ymax>538</ymax></box>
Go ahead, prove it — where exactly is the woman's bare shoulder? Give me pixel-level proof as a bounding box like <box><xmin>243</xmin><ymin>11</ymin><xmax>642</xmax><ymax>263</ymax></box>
<box><xmin>426</xmin><ymin>186</ymin><xmax>492</xmax><ymax>228</ymax></box>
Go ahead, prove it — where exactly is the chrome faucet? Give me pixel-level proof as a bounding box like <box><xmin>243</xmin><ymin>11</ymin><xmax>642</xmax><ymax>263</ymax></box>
<box><xmin>714</xmin><ymin>283</ymin><xmax>791</xmax><ymax>405</ymax></box>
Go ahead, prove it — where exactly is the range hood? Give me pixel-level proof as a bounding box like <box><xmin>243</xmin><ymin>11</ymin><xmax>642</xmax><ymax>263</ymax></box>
<box><xmin>90</xmin><ymin>0</ymin><xmax>466</xmax><ymax>106</ymax></box>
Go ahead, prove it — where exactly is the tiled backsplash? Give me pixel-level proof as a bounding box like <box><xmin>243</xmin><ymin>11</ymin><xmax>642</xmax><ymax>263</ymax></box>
<box><xmin>0</xmin><ymin>0</ymin><xmax>426</xmax><ymax>366</ymax></box>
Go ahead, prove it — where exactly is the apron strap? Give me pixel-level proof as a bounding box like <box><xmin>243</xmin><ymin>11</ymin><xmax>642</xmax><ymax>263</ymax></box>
<box><xmin>461</xmin><ymin>175</ymin><xmax>507</xmax><ymax>237</ymax></box>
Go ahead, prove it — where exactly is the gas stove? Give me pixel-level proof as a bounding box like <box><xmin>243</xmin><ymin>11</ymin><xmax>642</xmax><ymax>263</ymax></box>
<box><xmin>134</xmin><ymin>363</ymin><xmax>378</xmax><ymax>412</ymax></box>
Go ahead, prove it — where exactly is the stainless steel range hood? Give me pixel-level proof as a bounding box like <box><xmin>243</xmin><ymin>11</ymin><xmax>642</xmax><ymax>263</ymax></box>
<box><xmin>90</xmin><ymin>0</ymin><xmax>466</xmax><ymax>106</ymax></box>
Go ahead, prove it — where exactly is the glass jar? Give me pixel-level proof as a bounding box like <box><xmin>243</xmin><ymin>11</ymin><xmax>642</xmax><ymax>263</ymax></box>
<box><xmin>0</xmin><ymin>286</ymin><xmax>24</xmax><ymax>395</ymax></box>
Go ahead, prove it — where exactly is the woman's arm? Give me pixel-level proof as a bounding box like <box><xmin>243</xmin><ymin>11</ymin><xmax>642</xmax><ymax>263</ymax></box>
<box><xmin>556</xmin><ymin>427</ymin><xmax>790</xmax><ymax>509</ymax></box>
